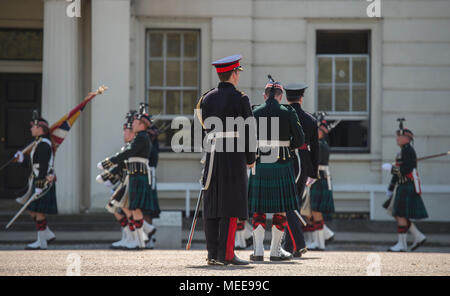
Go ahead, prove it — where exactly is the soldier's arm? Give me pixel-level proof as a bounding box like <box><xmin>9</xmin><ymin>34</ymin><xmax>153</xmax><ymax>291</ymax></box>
<box><xmin>109</xmin><ymin>135</ymin><xmax>143</xmax><ymax>165</ymax></box>
<box><xmin>388</xmin><ymin>174</ymin><xmax>399</xmax><ymax>191</ymax></box>
<box><xmin>399</xmin><ymin>146</ymin><xmax>416</xmax><ymax>176</ymax></box>
<box><xmin>33</xmin><ymin>142</ymin><xmax>52</xmax><ymax>188</ymax></box>
<box><xmin>310</xmin><ymin>119</ymin><xmax>320</xmax><ymax>178</ymax></box>
<box><xmin>289</xmin><ymin>110</ymin><xmax>305</xmax><ymax>149</ymax></box>
<box><xmin>241</xmin><ymin>95</ymin><xmax>257</xmax><ymax>165</ymax></box>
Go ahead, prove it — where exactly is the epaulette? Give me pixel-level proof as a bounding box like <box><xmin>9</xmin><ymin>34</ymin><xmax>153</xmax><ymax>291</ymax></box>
<box><xmin>281</xmin><ymin>104</ymin><xmax>295</xmax><ymax>111</ymax></box>
<box><xmin>235</xmin><ymin>88</ymin><xmax>248</xmax><ymax>98</ymax></box>
<box><xmin>251</xmin><ymin>104</ymin><xmax>262</xmax><ymax>111</ymax></box>
<box><xmin>195</xmin><ymin>88</ymin><xmax>215</xmax><ymax>128</ymax></box>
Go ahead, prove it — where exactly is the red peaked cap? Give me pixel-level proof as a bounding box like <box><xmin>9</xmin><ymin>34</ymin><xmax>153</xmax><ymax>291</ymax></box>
<box><xmin>212</xmin><ymin>54</ymin><xmax>244</xmax><ymax>73</ymax></box>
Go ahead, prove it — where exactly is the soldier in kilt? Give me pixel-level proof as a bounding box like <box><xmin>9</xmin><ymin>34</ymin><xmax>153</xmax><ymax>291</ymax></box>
<box><xmin>96</xmin><ymin>111</ymin><xmax>154</xmax><ymax>249</ymax></box>
<box><xmin>14</xmin><ymin>111</ymin><xmax>57</xmax><ymax>250</ymax></box>
<box><xmin>143</xmin><ymin>121</ymin><xmax>161</xmax><ymax>249</ymax></box>
<box><xmin>98</xmin><ymin>109</ymin><xmax>154</xmax><ymax>249</ymax></box>
<box><xmin>197</xmin><ymin>54</ymin><xmax>256</xmax><ymax>266</ymax></box>
<box><xmin>384</xmin><ymin>124</ymin><xmax>428</xmax><ymax>252</ymax></box>
<box><xmin>248</xmin><ymin>81</ymin><xmax>305</xmax><ymax>261</ymax></box>
<box><xmin>306</xmin><ymin>119</ymin><xmax>335</xmax><ymax>250</ymax></box>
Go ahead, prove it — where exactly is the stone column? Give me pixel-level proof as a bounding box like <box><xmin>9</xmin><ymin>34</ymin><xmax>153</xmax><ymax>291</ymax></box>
<box><xmin>41</xmin><ymin>0</ymin><xmax>82</xmax><ymax>214</ymax></box>
<box><xmin>90</xmin><ymin>0</ymin><xmax>130</xmax><ymax>209</ymax></box>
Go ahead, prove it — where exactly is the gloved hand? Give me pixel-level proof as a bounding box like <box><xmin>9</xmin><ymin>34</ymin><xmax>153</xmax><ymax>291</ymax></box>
<box><xmin>386</xmin><ymin>190</ymin><xmax>393</xmax><ymax>198</ymax></box>
<box><xmin>382</xmin><ymin>163</ymin><xmax>392</xmax><ymax>171</ymax></box>
<box><xmin>306</xmin><ymin>177</ymin><xmax>316</xmax><ymax>186</ymax></box>
<box><xmin>35</xmin><ymin>188</ymin><xmax>43</xmax><ymax>195</ymax></box>
<box><xmin>14</xmin><ymin>151</ymin><xmax>24</xmax><ymax>163</ymax></box>
<box><xmin>391</xmin><ymin>165</ymin><xmax>400</xmax><ymax>176</ymax></box>
<box><xmin>97</xmin><ymin>161</ymin><xmax>104</xmax><ymax>170</ymax></box>
<box><xmin>104</xmin><ymin>180</ymin><xmax>113</xmax><ymax>188</ymax></box>
<box><xmin>96</xmin><ymin>174</ymin><xmax>105</xmax><ymax>184</ymax></box>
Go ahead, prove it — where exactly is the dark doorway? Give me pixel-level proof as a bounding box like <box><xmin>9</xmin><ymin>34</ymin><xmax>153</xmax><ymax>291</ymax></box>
<box><xmin>0</xmin><ymin>73</ymin><xmax>42</xmax><ymax>199</ymax></box>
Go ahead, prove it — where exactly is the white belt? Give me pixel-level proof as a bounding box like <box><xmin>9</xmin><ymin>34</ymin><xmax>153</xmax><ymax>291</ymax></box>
<box><xmin>318</xmin><ymin>165</ymin><xmax>329</xmax><ymax>171</ymax></box>
<box><xmin>206</xmin><ymin>131</ymin><xmax>239</xmax><ymax>141</ymax></box>
<box><xmin>127</xmin><ymin>157</ymin><xmax>151</xmax><ymax>185</ymax></box>
<box><xmin>318</xmin><ymin>165</ymin><xmax>332</xmax><ymax>190</ymax></box>
<box><xmin>258</xmin><ymin>140</ymin><xmax>290</xmax><ymax>147</ymax></box>
<box><xmin>202</xmin><ymin>131</ymin><xmax>240</xmax><ymax>191</ymax></box>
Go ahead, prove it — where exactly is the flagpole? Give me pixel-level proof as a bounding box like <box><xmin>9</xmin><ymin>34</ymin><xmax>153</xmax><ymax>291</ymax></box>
<box><xmin>0</xmin><ymin>86</ymin><xmax>108</xmax><ymax>172</ymax></box>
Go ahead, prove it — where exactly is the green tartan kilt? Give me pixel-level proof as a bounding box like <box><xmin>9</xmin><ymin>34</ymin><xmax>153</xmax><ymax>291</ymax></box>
<box><xmin>393</xmin><ymin>181</ymin><xmax>428</xmax><ymax>219</ymax></box>
<box><xmin>128</xmin><ymin>175</ymin><xmax>154</xmax><ymax>211</ymax></box>
<box><xmin>27</xmin><ymin>183</ymin><xmax>58</xmax><ymax>215</ymax></box>
<box><xmin>310</xmin><ymin>179</ymin><xmax>335</xmax><ymax>214</ymax></box>
<box><xmin>142</xmin><ymin>185</ymin><xmax>161</xmax><ymax>218</ymax></box>
<box><xmin>248</xmin><ymin>161</ymin><xmax>298</xmax><ymax>213</ymax></box>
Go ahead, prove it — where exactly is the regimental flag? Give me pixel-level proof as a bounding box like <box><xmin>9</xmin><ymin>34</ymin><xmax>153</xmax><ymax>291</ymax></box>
<box><xmin>49</xmin><ymin>85</ymin><xmax>107</xmax><ymax>152</ymax></box>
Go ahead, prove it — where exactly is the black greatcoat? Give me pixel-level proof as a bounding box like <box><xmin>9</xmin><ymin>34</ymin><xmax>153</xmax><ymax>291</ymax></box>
<box><xmin>289</xmin><ymin>103</ymin><xmax>319</xmax><ymax>197</ymax></box>
<box><xmin>197</xmin><ymin>82</ymin><xmax>256</xmax><ymax>220</ymax></box>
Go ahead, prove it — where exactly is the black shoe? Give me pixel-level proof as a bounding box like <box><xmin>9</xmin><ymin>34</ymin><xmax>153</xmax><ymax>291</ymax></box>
<box><xmin>270</xmin><ymin>253</ymin><xmax>293</xmax><ymax>261</ymax></box>
<box><xmin>325</xmin><ymin>235</ymin><xmax>334</xmax><ymax>242</ymax></box>
<box><xmin>249</xmin><ymin>254</ymin><xmax>264</xmax><ymax>261</ymax></box>
<box><xmin>411</xmin><ymin>238</ymin><xmax>426</xmax><ymax>251</ymax></box>
<box><xmin>206</xmin><ymin>258</ymin><xmax>220</xmax><ymax>265</ymax></box>
<box><xmin>293</xmin><ymin>247</ymin><xmax>308</xmax><ymax>257</ymax></box>
<box><xmin>221</xmin><ymin>255</ymin><xmax>249</xmax><ymax>265</ymax></box>
<box><xmin>293</xmin><ymin>251</ymin><xmax>302</xmax><ymax>258</ymax></box>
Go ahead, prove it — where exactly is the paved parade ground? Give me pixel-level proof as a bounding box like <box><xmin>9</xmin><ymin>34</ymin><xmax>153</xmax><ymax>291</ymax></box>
<box><xmin>0</xmin><ymin>245</ymin><xmax>449</xmax><ymax>276</ymax></box>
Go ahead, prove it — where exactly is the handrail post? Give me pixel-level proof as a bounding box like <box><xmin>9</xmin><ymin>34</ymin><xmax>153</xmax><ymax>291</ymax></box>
<box><xmin>186</xmin><ymin>189</ymin><xmax>190</xmax><ymax>218</ymax></box>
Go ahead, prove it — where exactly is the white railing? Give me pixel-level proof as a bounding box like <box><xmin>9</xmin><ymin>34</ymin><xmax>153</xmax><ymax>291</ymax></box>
<box><xmin>157</xmin><ymin>183</ymin><xmax>450</xmax><ymax>219</ymax></box>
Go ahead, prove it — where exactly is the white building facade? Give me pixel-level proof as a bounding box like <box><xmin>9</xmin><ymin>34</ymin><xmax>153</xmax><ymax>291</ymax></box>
<box><xmin>0</xmin><ymin>0</ymin><xmax>449</xmax><ymax>220</ymax></box>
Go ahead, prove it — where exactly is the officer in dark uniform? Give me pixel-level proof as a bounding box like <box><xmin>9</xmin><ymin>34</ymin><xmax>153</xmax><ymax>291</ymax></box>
<box><xmin>98</xmin><ymin>109</ymin><xmax>153</xmax><ymax>249</ymax></box>
<box><xmin>14</xmin><ymin>111</ymin><xmax>57</xmax><ymax>250</ymax></box>
<box><xmin>282</xmin><ymin>83</ymin><xmax>319</xmax><ymax>257</ymax></box>
<box><xmin>196</xmin><ymin>54</ymin><xmax>256</xmax><ymax>265</ymax></box>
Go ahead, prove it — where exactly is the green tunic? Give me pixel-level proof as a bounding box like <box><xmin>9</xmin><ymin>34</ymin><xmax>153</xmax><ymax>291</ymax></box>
<box><xmin>248</xmin><ymin>97</ymin><xmax>305</xmax><ymax>213</ymax></box>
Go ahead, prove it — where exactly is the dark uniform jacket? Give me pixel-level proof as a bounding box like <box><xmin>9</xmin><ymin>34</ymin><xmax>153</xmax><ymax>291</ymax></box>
<box><xmin>23</xmin><ymin>135</ymin><xmax>54</xmax><ymax>189</ymax></box>
<box><xmin>148</xmin><ymin>126</ymin><xmax>160</xmax><ymax>167</ymax></box>
<box><xmin>109</xmin><ymin>143</ymin><xmax>130</xmax><ymax>182</ymax></box>
<box><xmin>109</xmin><ymin>131</ymin><xmax>152</xmax><ymax>165</ymax></box>
<box><xmin>289</xmin><ymin>103</ymin><xmax>319</xmax><ymax>179</ymax></box>
<box><xmin>318</xmin><ymin>138</ymin><xmax>330</xmax><ymax>179</ymax></box>
<box><xmin>197</xmin><ymin>82</ymin><xmax>256</xmax><ymax>219</ymax></box>
<box><xmin>388</xmin><ymin>143</ymin><xmax>417</xmax><ymax>191</ymax></box>
<box><xmin>252</xmin><ymin>97</ymin><xmax>305</xmax><ymax>163</ymax></box>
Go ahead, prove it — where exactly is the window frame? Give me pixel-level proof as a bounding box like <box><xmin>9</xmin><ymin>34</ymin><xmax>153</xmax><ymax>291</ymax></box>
<box><xmin>315</xmin><ymin>54</ymin><xmax>370</xmax><ymax>116</ymax></box>
<box><xmin>145</xmin><ymin>29</ymin><xmax>201</xmax><ymax>120</ymax></box>
<box><xmin>306</xmin><ymin>23</ymin><xmax>381</xmax><ymax>155</ymax></box>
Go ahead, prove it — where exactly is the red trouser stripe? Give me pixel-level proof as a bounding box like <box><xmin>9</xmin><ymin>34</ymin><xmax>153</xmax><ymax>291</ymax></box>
<box><xmin>285</xmin><ymin>223</ymin><xmax>297</xmax><ymax>252</ymax></box>
<box><xmin>225</xmin><ymin>217</ymin><xmax>238</xmax><ymax>261</ymax></box>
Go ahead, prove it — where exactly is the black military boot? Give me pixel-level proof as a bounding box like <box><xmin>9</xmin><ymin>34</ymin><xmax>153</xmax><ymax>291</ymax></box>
<box><xmin>293</xmin><ymin>247</ymin><xmax>308</xmax><ymax>258</ymax></box>
<box><xmin>224</xmin><ymin>254</ymin><xmax>249</xmax><ymax>265</ymax></box>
